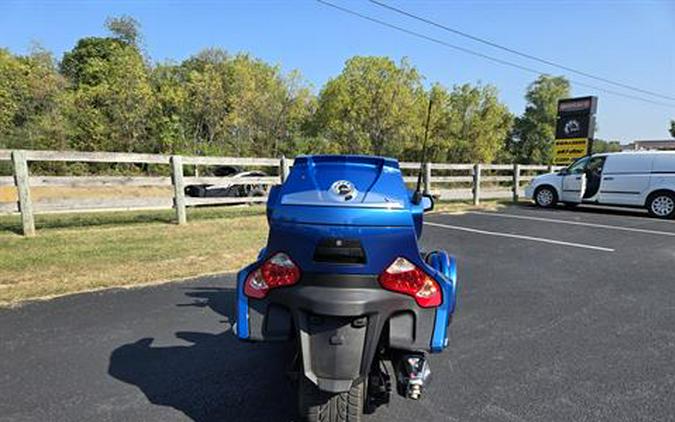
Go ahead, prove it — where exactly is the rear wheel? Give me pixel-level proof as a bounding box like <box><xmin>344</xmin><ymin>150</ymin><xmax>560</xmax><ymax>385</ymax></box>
<box><xmin>534</xmin><ymin>186</ymin><xmax>558</xmax><ymax>208</ymax></box>
<box><xmin>647</xmin><ymin>191</ymin><xmax>675</xmax><ymax>219</ymax></box>
<box><xmin>247</xmin><ymin>186</ymin><xmax>267</xmax><ymax>198</ymax></box>
<box><xmin>184</xmin><ymin>185</ymin><xmax>207</xmax><ymax>197</ymax></box>
<box><xmin>298</xmin><ymin>377</ymin><xmax>364</xmax><ymax>422</ymax></box>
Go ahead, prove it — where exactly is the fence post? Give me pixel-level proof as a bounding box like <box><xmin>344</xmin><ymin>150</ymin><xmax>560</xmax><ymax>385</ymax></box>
<box><xmin>512</xmin><ymin>163</ymin><xmax>521</xmax><ymax>202</ymax></box>
<box><xmin>279</xmin><ymin>156</ymin><xmax>290</xmax><ymax>183</ymax></box>
<box><xmin>170</xmin><ymin>155</ymin><xmax>187</xmax><ymax>225</ymax></box>
<box><xmin>473</xmin><ymin>163</ymin><xmax>482</xmax><ymax>206</ymax></box>
<box><xmin>11</xmin><ymin>150</ymin><xmax>35</xmax><ymax>236</ymax></box>
<box><xmin>423</xmin><ymin>162</ymin><xmax>432</xmax><ymax>195</ymax></box>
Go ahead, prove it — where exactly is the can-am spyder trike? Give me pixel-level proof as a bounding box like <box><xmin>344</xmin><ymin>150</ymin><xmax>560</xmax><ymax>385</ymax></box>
<box><xmin>234</xmin><ymin>154</ymin><xmax>457</xmax><ymax>421</ymax></box>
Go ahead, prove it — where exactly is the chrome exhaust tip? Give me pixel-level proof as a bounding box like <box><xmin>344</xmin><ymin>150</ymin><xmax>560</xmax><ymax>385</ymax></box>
<box><xmin>395</xmin><ymin>354</ymin><xmax>431</xmax><ymax>400</ymax></box>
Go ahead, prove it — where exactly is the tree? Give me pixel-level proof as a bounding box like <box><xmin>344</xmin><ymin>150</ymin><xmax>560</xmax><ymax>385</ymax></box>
<box><xmin>670</xmin><ymin>120</ymin><xmax>674</xmax><ymax>138</ymax></box>
<box><xmin>0</xmin><ymin>47</ymin><xmax>68</xmax><ymax>151</ymax></box>
<box><xmin>592</xmin><ymin>139</ymin><xmax>622</xmax><ymax>153</ymax></box>
<box><xmin>311</xmin><ymin>56</ymin><xmax>425</xmax><ymax>156</ymax></box>
<box><xmin>425</xmin><ymin>83</ymin><xmax>512</xmax><ymax>163</ymax></box>
<box><xmin>61</xmin><ymin>37</ymin><xmax>130</xmax><ymax>85</ymax></box>
<box><xmin>221</xmin><ymin>54</ymin><xmax>314</xmax><ymax>157</ymax></box>
<box><xmin>173</xmin><ymin>49</ymin><xmax>231</xmax><ymax>155</ymax></box>
<box><xmin>508</xmin><ymin>75</ymin><xmax>570</xmax><ymax>163</ymax></box>
<box><xmin>147</xmin><ymin>62</ymin><xmax>189</xmax><ymax>154</ymax></box>
<box><xmin>158</xmin><ymin>49</ymin><xmax>314</xmax><ymax>157</ymax></box>
<box><xmin>2</xmin><ymin>15</ymin><xmax>541</xmax><ymax>168</ymax></box>
<box><xmin>105</xmin><ymin>15</ymin><xmax>142</xmax><ymax>47</ymax></box>
<box><xmin>0</xmin><ymin>49</ymin><xmax>24</xmax><ymax>140</ymax></box>
<box><xmin>60</xmin><ymin>35</ymin><xmax>154</xmax><ymax>153</ymax></box>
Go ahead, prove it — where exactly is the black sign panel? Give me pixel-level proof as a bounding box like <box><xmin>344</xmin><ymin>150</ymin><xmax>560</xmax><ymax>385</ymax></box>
<box><xmin>555</xmin><ymin>96</ymin><xmax>598</xmax><ymax>140</ymax></box>
<box><xmin>555</xmin><ymin>114</ymin><xmax>594</xmax><ymax>140</ymax></box>
<box><xmin>557</xmin><ymin>96</ymin><xmax>597</xmax><ymax>114</ymax></box>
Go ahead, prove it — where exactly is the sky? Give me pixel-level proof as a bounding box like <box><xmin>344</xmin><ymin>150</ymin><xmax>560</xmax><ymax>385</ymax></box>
<box><xmin>1</xmin><ymin>0</ymin><xmax>674</xmax><ymax>144</ymax></box>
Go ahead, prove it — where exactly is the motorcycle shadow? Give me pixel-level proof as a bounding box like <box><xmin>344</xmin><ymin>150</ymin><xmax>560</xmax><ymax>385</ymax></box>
<box><xmin>108</xmin><ymin>287</ymin><xmax>297</xmax><ymax>422</ymax></box>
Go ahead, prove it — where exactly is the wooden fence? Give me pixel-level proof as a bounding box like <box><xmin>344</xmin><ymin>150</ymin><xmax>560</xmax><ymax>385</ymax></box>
<box><xmin>0</xmin><ymin>149</ymin><xmax>561</xmax><ymax>236</ymax></box>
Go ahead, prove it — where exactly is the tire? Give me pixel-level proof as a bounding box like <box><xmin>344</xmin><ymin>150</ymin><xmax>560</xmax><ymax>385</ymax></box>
<box><xmin>298</xmin><ymin>377</ymin><xmax>364</xmax><ymax>422</ymax></box>
<box><xmin>646</xmin><ymin>191</ymin><xmax>675</xmax><ymax>219</ymax></box>
<box><xmin>184</xmin><ymin>185</ymin><xmax>207</xmax><ymax>198</ymax></box>
<box><xmin>534</xmin><ymin>186</ymin><xmax>558</xmax><ymax>208</ymax></box>
<box><xmin>247</xmin><ymin>186</ymin><xmax>267</xmax><ymax>197</ymax></box>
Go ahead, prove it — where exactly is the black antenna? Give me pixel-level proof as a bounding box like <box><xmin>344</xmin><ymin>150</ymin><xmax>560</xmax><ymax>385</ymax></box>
<box><xmin>413</xmin><ymin>94</ymin><xmax>433</xmax><ymax>204</ymax></box>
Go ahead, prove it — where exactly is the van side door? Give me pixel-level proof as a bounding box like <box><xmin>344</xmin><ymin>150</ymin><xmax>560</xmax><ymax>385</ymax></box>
<box><xmin>599</xmin><ymin>154</ymin><xmax>654</xmax><ymax>205</ymax></box>
<box><xmin>560</xmin><ymin>156</ymin><xmax>590</xmax><ymax>203</ymax></box>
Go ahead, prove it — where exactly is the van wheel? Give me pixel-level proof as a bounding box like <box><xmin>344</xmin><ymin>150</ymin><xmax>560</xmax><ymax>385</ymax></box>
<box><xmin>647</xmin><ymin>191</ymin><xmax>675</xmax><ymax>219</ymax></box>
<box><xmin>298</xmin><ymin>377</ymin><xmax>364</xmax><ymax>422</ymax></box>
<box><xmin>534</xmin><ymin>186</ymin><xmax>558</xmax><ymax>208</ymax></box>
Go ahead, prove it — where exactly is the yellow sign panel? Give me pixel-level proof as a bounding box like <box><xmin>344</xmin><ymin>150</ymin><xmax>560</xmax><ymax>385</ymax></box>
<box><xmin>553</xmin><ymin>138</ymin><xmax>588</xmax><ymax>165</ymax></box>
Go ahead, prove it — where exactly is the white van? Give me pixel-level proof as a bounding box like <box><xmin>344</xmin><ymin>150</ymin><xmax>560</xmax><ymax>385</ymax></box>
<box><xmin>524</xmin><ymin>151</ymin><xmax>675</xmax><ymax>218</ymax></box>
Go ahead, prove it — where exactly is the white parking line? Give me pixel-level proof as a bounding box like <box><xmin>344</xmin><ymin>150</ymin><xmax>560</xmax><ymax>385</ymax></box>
<box><xmin>467</xmin><ymin>211</ymin><xmax>675</xmax><ymax>237</ymax></box>
<box><xmin>424</xmin><ymin>221</ymin><xmax>615</xmax><ymax>252</ymax></box>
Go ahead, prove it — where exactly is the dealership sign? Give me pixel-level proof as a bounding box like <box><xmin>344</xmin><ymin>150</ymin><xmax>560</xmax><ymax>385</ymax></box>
<box><xmin>553</xmin><ymin>138</ymin><xmax>589</xmax><ymax>163</ymax></box>
<box><xmin>553</xmin><ymin>96</ymin><xmax>598</xmax><ymax>165</ymax></box>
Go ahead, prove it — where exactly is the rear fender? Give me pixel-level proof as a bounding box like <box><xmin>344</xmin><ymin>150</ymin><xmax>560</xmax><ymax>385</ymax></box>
<box><xmin>235</xmin><ymin>262</ymin><xmax>259</xmax><ymax>340</ymax></box>
<box><xmin>425</xmin><ymin>251</ymin><xmax>457</xmax><ymax>352</ymax></box>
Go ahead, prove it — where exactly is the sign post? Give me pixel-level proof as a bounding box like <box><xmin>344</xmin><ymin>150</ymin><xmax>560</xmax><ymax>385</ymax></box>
<box><xmin>553</xmin><ymin>96</ymin><xmax>598</xmax><ymax>165</ymax></box>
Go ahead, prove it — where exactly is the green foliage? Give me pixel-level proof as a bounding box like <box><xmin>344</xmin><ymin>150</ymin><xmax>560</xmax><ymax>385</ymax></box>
<box><xmin>426</xmin><ymin>83</ymin><xmax>513</xmax><ymax>163</ymax></box>
<box><xmin>148</xmin><ymin>49</ymin><xmax>315</xmax><ymax>158</ymax></box>
<box><xmin>508</xmin><ymin>75</ymin><xmax>571</xmax><ymax>164</ymax></box>
<box><xmin>61</xmin><ymin>36</ymin><xmax>154</xmax><ymax>154</ymax></box>
<box><xmin>61</xmin><ymin>37</ymin><xmax>127</xmax><ymax>85</ymax></box>
<box><xmin>0</xmin><ymin>15</ymin><xmax>569</xmax><ymax>172</ymax></box>
<box><xmin>0</xmin><ymin>49</ymin><xmax>23</xmax><ymax>137</ymax></box>
<box><xmin>0</xmin><ymin>46</ymin><xmax>68</xmax><ymax>152</ymax></box>
<box><xmin>105</xmin><ymin>15</ymin><xmax>142</xmax><ymax>47</ymax></box>
<box><xmin>310</xmin><ymin>56</ymin><xmax>425</xmax><ymax>156</ymax></box>
<box><xmin>592</xmin><ymin>139</ymin><xmax>622</xmax><ymax>153</ymax></box>
<box><xmin>670</xmin><ymin>120</ymin><xmax>674</xmax><ymax>138</ymax></box>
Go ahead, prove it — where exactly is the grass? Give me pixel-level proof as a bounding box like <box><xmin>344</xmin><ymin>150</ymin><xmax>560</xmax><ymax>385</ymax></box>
<box><xmin>0</xmin><ymin>205</ymin><xmax>266</xmax><ymax>234</ymax></box>
<box><xmin>432</xmin><ymin>200</ymin><xmax>504</xmax><ymax>214</ymax></box>
<box><xmin>0</xmin><ymin>205</ymin><xmax>268</xmax><ymax>306</ymax></box>
<box><xmin>0</xmin><ymin>200</ymin><xmax>507</xmax><ymax>307</ymax></box>
<box><xmin>0</xmin><ymin>185</ymin><xmax>172</xmax><ymax>202</ymax></box>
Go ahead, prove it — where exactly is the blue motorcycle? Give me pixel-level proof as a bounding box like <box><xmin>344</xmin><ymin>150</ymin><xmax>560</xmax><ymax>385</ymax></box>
<box><xmin>235</xmin><ymin>154</ymin><xmax>457</xmax><ymax>421</ymax></box>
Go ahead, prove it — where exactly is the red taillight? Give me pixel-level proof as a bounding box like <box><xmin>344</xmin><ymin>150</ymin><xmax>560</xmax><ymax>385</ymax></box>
<box><xmin>244</xmin><ymin>252</ymin><xmax>300</xmax><ymax>299</ymax></box>
<box><xmin>378</xmin><ymin>257</ymin><xmax>442</xmax><ymax>308</ymax></box>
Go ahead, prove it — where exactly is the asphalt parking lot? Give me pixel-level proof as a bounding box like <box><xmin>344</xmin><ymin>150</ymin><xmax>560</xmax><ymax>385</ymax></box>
<box><xmin>1</xmin><ymin>204</ymin><xmax>674</xmax><ymax>421</ymax></box>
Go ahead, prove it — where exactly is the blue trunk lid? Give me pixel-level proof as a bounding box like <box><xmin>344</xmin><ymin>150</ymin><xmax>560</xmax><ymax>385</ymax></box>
<box><xmin>267</xmin><ymin>155</ymin><xmax>415</xmax><ymax>227</ymax></box>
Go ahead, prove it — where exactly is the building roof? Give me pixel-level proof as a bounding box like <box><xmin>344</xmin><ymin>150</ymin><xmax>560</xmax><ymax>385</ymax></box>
<box><xmin>621</xmin><ymin>139</ymin><xmax>675</xmax><ymax>151</ymax></box>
